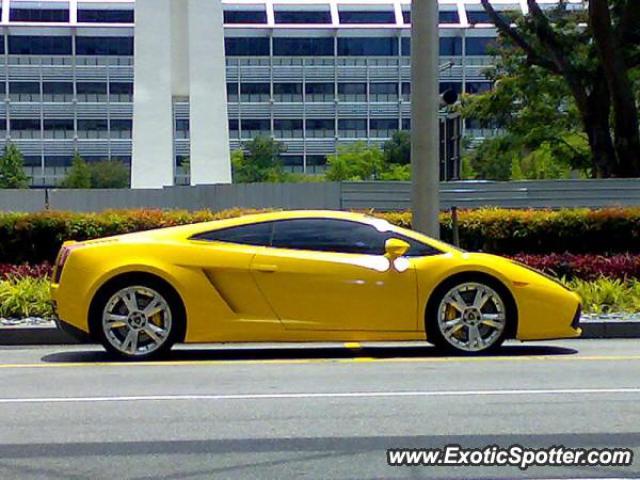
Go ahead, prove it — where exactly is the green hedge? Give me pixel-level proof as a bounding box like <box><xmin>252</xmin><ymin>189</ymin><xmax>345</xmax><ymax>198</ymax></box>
<box><xmin>1</xmin><ymin>207</ymin><xmax>640</xmax><ymax>264</ymax></box>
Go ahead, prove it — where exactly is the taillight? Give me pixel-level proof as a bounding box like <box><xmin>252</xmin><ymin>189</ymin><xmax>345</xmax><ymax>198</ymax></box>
<box><xmin>53</xmin><ymin>243</ymin><xmax>78</xmax><ymax>283</ymax></box>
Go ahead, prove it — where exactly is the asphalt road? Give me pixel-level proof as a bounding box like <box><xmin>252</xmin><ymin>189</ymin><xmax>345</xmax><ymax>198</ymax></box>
<box><xmin>0</xmin><ymin>339</ymin><xmax>639</xmax><ymax>480</ymax></box>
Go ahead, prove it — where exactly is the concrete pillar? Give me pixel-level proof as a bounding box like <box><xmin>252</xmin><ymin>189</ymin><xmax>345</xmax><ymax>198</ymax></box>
<box><xmin>131</xmin><ymin>0</ymin><xmax>175</xmax><ymax>188</ymax></box>
<box><xmin>132</xmin><ymin>0</ymin><xmax>231</xmax><ymax>189</ymax></box>
<box><xmin>411</xmin><ymin>0</ymin><xmax>440</xmax><ymax>238</ymax></box>
<box><xmin>188</xmin><ymin>0</ymin><xmax>232</xmax><ymax>185</ymax></box>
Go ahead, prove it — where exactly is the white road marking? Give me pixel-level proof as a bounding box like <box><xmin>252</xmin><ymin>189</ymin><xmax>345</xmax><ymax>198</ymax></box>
<box><xmin>1</xmin><ymin>387</ymin><xmax>640</xmax><ymax>404</ymax></box>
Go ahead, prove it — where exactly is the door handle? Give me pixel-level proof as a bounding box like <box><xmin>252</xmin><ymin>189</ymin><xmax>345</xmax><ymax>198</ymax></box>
<box><xmin>254</xmin><ymin>264</ymin><xmax>278</xmax><ymax>273</ymax></box>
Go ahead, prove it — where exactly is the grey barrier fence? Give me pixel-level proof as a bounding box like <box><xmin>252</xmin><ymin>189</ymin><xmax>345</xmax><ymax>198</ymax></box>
<box><xmin>0</xmin><ymin>179</ymin><xmax>638</xmax><ymax>213</ymax></box>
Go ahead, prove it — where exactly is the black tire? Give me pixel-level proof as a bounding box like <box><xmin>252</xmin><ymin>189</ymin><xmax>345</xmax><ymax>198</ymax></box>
<box><xmin>90</xmin><ymin>274</ymin><xmax>185</xmax><ymax>361</ymax></box>
<box><xmin>425</xmin><ymin>273</ymin><xmax>516</xmax><ymax>355</ymax></box>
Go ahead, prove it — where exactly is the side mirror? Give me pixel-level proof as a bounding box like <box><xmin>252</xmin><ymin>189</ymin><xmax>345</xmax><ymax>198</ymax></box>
<box><xmin>384</xmin><ymin>238</ymin><xmax>410</xmax><ymax>260</ymax></box>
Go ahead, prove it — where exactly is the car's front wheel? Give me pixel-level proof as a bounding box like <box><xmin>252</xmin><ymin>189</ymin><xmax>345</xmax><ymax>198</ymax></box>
<box><xmin>93</xmin><ymin>279</ymin><xmax>182</xmax><ymax>360</ymax></box>
<box><xmin>427</xmin><ymin>276</ymin><xmax>513</xmax><ymax>354</ymax></box>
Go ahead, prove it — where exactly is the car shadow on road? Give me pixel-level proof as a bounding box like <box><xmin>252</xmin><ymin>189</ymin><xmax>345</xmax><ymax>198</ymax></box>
<box><xmin>40</xmin><ymin>344</ymin><xmax>578</xmax><ymax>364</ymax></box>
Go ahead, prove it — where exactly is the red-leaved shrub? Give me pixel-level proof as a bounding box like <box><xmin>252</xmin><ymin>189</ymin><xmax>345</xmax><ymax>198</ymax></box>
<box><xmin>510</xmin><ymin>253</ymin><xmax>640</xmax><ymax>281</ymax></box>
<box><xmin>0</xmin><ymin>262</ymin><xmax>53</xmax><ymax>280</ymax></box>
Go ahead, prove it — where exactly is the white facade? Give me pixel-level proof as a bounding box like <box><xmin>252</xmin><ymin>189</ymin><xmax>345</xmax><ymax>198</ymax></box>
<box><xmin>132</xmin><ymin>0</ymin><xmax>231</xmax><ymax>188</ymax></box>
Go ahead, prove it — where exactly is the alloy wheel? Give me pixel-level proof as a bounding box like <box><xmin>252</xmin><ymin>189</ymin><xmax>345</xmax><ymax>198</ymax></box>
<box><xmin>101</xmin><ymin>286</ymin><xmax>173</xmax><ymax>357</ymax></box>
<box><xmin>437</xmin><ymin>282</ymin><xmax>507</xmax><ymax>352</ymax></box>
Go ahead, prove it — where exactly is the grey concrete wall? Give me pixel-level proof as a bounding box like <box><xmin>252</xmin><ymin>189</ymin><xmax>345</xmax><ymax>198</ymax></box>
<box><xmin>0</xmin><ymin>190</ymin><xmax>48</xmax><ymax>212</ymax></box>
<box><xmin>1</xmin><ymin>179</ymin><xmax>639</xmax><ymax>213</ymax></box>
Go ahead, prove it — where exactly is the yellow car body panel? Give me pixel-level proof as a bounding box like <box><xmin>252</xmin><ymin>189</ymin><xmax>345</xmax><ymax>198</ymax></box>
<box><xmin>51</xmin><ymin>210</ymin><xmax>581</xmax><ymax>344</ymax></box>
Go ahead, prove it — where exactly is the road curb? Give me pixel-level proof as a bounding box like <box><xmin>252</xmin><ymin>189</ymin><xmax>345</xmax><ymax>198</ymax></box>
<box><xmin>1</xmin><ymin>319</ymin><xmax>640</xmax><ymax>346</ymax></box>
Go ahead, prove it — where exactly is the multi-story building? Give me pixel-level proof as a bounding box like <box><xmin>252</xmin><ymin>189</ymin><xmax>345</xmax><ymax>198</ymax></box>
<box><xmin>0</xmin><ymin>0</ymin><xmax>536</xmax><ymax>187</ymax></box>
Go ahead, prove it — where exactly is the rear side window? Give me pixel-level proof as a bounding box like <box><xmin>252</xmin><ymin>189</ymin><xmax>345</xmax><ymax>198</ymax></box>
<box><xmin>191</xmin><ymin>222</ymin><xmax>273</xmax><ymax>246</ymax></box>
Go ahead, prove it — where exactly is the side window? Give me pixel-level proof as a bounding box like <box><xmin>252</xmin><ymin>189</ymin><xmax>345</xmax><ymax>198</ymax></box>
<box><xmin>272</xmin><ymin>219</ymin><xmax>386</xmax><ymax>255</ymax></box>
<box><xmin>191</xmin><ymin>222</ymin><xmax>273</xmax><ymax>246</ymax></box>
<box><xmin>271</xmin><ymin>218</ymin><xmax>442</xmax><ymax>257</ymax></box>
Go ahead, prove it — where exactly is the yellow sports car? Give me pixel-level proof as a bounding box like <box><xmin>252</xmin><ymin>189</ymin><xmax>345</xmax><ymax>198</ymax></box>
<box><xmin>51</xmin><ymin>210</ymin><xmax>582</xmax><ymax>360</ymax></box>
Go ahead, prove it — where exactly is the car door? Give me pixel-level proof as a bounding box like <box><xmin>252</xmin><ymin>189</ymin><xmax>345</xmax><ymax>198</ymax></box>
<box><xmin>189</xmin><ymin>221</ymin><xmax>280</xmax><ymax>325</ymax></box>
<box><xmin>250</xmin><ymin>218</ymin><xmax>419</xmax><ymax>332</ymax></box>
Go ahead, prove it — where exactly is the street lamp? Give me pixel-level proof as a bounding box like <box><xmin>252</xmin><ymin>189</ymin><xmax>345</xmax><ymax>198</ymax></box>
<box><xmin>411</xmin><ymin>0</ymin><xmax>440</xmax><ymax>238</ymax></box>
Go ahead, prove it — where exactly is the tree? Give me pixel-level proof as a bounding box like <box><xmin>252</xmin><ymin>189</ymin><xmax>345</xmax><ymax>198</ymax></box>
<box><xmin>60</xmin><ymin>152</ymin><xmax>91</xmax><ymax>189</ymax></box>
<box><xmin>232</xmin><ymin>136</ymin><xmax>287</xmax><ymax>183</ymax></box>
<box><xmin>0</xmin><ymin>143</ymin><xmax>29</xmax><ymax>189</ymax></box>
<box><xmin>89</xmin><ymin>160</ymin><xmax>129</xmax><ymax>188</ymax></box>
<box><xmin>383</xmin><ymin>131</ymin><xmax>411</xmax><ymax>165</ymax></box>
<box><xmin>479</xmin><ymin>0</ymin><xmax>640</xmax><ymax>177</ymax></box>
<box><xmin>325</xmin><ymin>142</ymin><xmax>411</xmax><ymax>181</ymax></box>
<box><xmin>325</xmin><ymin>142</ymin><xmax>385</xmax><ymax>181</ymax></box>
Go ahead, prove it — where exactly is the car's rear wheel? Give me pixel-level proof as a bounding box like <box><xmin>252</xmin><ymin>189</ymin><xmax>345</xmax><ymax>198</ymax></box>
<box><xmin>427</xmin><ymin>277</ymin><xmax>512</xmax><ymax>354</ymax></box>
<box><xmin>94</xmin><ymin>281</ymin><xmax>181</xmax><ymax>360</ymax></box>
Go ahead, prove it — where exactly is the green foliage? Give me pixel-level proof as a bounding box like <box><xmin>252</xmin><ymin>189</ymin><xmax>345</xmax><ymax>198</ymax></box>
<box><xmin>232</xmin><ymin>136</ymin><xmax>289</xmax><ymax>183</ymax></box>
<box><xmin>466</xmin><ymin>1</ymin><xmax>640</xmax><ymax>177</ymax></box>
<box><xmin>0</xmin><ymin>143</ymin><xmax>29</xmax><ymax>189</ymax></box>
<box><xmin>326</xmin><ymin>142</ymin><xmax>385</xmax><ymax>181</ymax></box>
<box><xmin>88</xmin><ymin>160</ymin><xmax>130</xmax><ymax>189</ymax></box>
<box><xmin>383</xmin><ymin>131</ymin><xmax>411</xmax><ymax>165</ymax></box>
<box><xmin>0</xmin><ymin>276</ymin><xmax>53</xmax><ymax>318</ymax></box>
<box><xmin>563</xmin><ymin>277</ymin><xmax>640</xmax><ymax>314</ymax></box>
<box><xmin>325</xmin><ymin>142</ymin><xmax>412</xmax><ymax>181</ymax></box>
<box><xmin>60</xmin><ymin>152</ymin><xmax>92</xmax><ymax>189</ymax></box>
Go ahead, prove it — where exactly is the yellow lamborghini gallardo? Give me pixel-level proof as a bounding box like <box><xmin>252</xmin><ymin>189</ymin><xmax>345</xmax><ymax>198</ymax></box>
<box><xmin>51</xmin><ymin>210</ymin><xmax>582</xmax><ymax>360</ymax></box>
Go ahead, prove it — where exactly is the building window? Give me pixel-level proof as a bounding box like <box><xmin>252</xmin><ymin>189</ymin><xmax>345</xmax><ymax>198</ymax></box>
<box><xmin>405</xmin><ymin>10</ymin><xmax>460</xmax><ymax>24</ymax></box>
<box><xmin>223</xmin><ymin>9</ymin><xmax>267</xmax><ymax>24</ymax></box>
<box><xmin>274</xmin><ymin>119</ymin><xmax>303</xmax><ymax>138</ymax></box>
<box><xmin>77</xmin><ymin>119</ymin><xmax>109</xmax><ymax>138</ymax></box>
<box><xmin>306</xmin><ymin>155</ymin><xmax>327</xmax><ymax>173</ymax></box>
<box><xmin>338</xmin><ymin>37</ymin><xmax>398</xmax><ymax>56</ymax></box>
<box><xmin>273</xmin><ymin>37</ymin><xmax>334</xmax><ymax>56</ymax></box>
<box><xmin>225</xmin><ymin>37</ymin><xmax>270</xmax><ymax>56</ymax></box>
<box><xmin>465</xmin><ymin>37</ymin><xmax>497</xmax><ymax>55</ymax></box>
<box><xmin>370</xmin><ymin>118</ymin><xmax>398</xmax><ymax>138</ymax></box>
<box><xmin>274</xmin><ymin>83</ymin><xmax>302</xmax><ymax>102</ymax></box>
<box><xmin>241</xmin><ymin>119</ymin><xmax>270</xmax><ymax>138</ymax></box>
<box><xmin>281</xmin><ymin>155</ymin><xmax>304</xmax><ymax>172</ymax></box>
<box><xmin>111</xmin><ymin>119</ymin><xmax>132</xmax><ymax>138</ymax></box>
<box><xmin>78</xmin><ymin>9</ymin><xmax>134</xmax><ymax>23</ymax></box>
<box><xmin>45</xmin><ymin>155</ymin><xmax>72</xmax><ymax>167</ymax></box>
<box><xmin>110</xmin><ymin>82</ymin><xmax>133</xmax><ymax>102</ymax></box>
<box><xmin>441</xmin><ymin>82</ymin><xmax>462</xmax><ymax>94</ymax></box>
<box><xmin>43</xmin><ymin>119</ymin><xmax>73</xmax><ymax>138</ymax></box>
<box><xmin>9</xmin><ymin>35</ymin><xmax>72</xmax><ymax>55</ymax></box>
<box><xmin>467</xmin><ymin>10</ymin><xmax>492</xmax><ymax>24</ymax></box>
<box><xmin>77</xmin><ymin>82</ymin><xmax>107</xmax><ymax>94</ymax></box>
<box><xmin>240</xmin><ymin>83</ymin><xmax>270</xmax><ymax>102</ymax></box>
<box><xmin>338</xmin><ymin>82</ymin><xmax>367</xmax><ymax>102</ymax></box>
<box><xmin>23</xmin><ymin>155</ymin><xmax>41</xmax><ymax>167</ymax></box>
<box><xmin>11</xmin><ymin>118</ymin><xmax>40</xmax><ymax>130</ymax></box>
<box><xmin>370</xmin><ymin>82</ymin><xmax>398</xmax><ymax>101</ymax></box>
<box><xmin>402</xmin><ymin>37</ymin><xmax>463</xmax><ymax>56</ymax></box>
<box><xmin>10</xmin><ymin>118</ymin><xmax>40</xmax><ymax>138</ymax></box>
<box><xmin>275</xmin><ymin>10</ymin><xmax>331</xmax><ymax>24</ymax></box>
<box><xmin>9</xmin><ymin>81</ymin><xmax>39</xmax><ymax>101</ymax></box>
<box><xmin>43</xmin><ymin>82</ymin><xmax>73</xmax><ymax>101</ymax></box>
<box><xmin>305</xmin><ymin>82</ymin><xmax>334</xmax><ymax>102</ymax></box>
<box><xmin>402</xmin><ymin>118</ymin><xmax>411</xmax><ymax>130</ymax></box>
<box><xmin>76</xmin><ymin>36</ymin><xmax>134</xmax><ymax>56</ymax></box>
<box><xmin>306</xmin><ymin>119</ymin><xmax>334</xmax><ymax>138</ymax></box>
<box><xmin>338</xmin><ymin>10</ymin><xmax>396</xmax><ymax>24</ymax></box>
<box><xmin>338</xmin><ymin>119</ymin><xmax>367</xmax><ymax>137</ymax></box>
<box><xmin>401</xmin><ymin>82</ymin><xmax>411</xmax><ymax>100</ymax></box>
<box><xmin>10</xmin><ymin>8</ymin><xmax>69</xmax><ymax>22</ymax></box>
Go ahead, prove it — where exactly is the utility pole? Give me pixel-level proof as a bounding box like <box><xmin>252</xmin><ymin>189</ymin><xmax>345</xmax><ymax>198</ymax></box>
<box><xmin>411</xmin><ymin>0</ymin><xmax>440</xmax><ymax>238</ymax></box>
